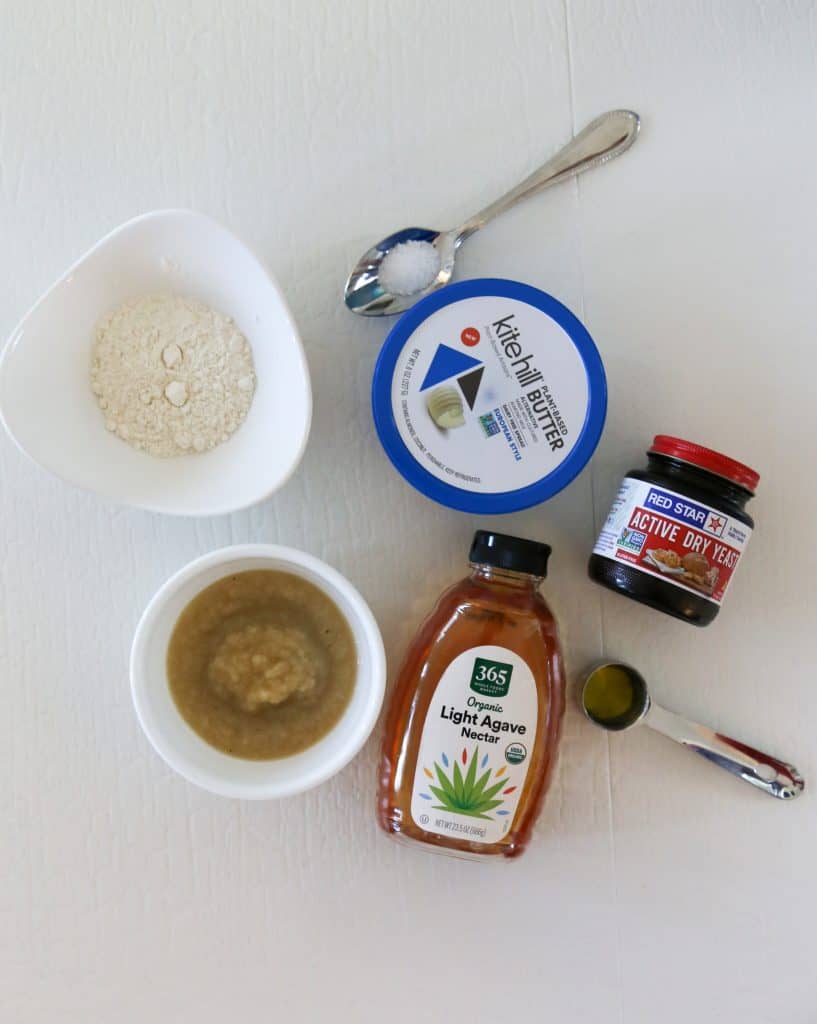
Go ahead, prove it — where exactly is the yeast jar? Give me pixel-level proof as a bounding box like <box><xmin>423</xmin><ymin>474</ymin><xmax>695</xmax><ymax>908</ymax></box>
<box><xmin>589</xmin><ymin>436</ymin><xmax>759</xmax><ymax>626</ymax></box>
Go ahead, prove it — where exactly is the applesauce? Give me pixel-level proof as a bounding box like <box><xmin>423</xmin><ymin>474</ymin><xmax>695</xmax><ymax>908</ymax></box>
<box><xmin>167</xmin><ymin>570</ymin><xmax>356</xmax><ymax>760</ymax></box>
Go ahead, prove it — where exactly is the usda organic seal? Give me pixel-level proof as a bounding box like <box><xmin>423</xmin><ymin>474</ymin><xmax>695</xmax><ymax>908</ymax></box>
<box><xmin>505</xmin><ymin>742</ymin><xmax>527</xmax><ymax>765</ymax></box>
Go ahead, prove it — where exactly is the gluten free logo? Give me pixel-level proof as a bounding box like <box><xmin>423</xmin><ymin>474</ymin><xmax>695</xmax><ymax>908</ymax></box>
<box><xmin>470</xmin><ymin>657</ymin><xmax>513</xmax><ymax>698</ymax></box>
<box><xmin>617</xmin><ymin>527</ymin><xmax>647</xmax><ymax>555</ymax></box>
<box><xmin>479</xmin><ymin>411</ymin><xmax>500</xmax><ymax>437</ymax></box>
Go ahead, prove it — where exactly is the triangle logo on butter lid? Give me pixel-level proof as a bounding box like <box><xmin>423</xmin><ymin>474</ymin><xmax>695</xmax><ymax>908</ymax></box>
<box><xmin>457</xmin><ymin>366</ymin><xmax>485</xmax><ymax>410</ymax></box>
<box><xmin>419</xmin><ymin>344</ymin><xmax>482</xmax><ymax>391</ymax></box>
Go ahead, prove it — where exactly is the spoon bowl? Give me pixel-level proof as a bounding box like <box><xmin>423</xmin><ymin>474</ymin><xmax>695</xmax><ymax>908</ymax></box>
<box><xmin>344</xmin><ymin>227</ymin><xmax>457</xmax><ymax>316</ymax></box>
<box><xmin>582</xmin><ymin>661</ymin><xmax>650</xmax><ymax>731</ymax></box>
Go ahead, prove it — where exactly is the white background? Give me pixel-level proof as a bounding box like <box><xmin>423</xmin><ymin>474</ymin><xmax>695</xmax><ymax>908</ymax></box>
<box><xmin>2</xmin><ymin>2</ymin><xmax>815</xmax><ymax>1021</ymax></box>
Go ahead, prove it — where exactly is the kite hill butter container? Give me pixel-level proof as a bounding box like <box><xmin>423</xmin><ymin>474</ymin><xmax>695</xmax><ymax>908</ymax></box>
<box><xmin>371</xmin><ymin>279</ymin><xmax>607</xmax><ymax>513</ymax></box>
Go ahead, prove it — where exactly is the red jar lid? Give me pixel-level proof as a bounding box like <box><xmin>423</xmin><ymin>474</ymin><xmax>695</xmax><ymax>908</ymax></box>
<box><xmin>649</xmin><ymin>435</ymin><xmax>760</xmax><ymax>492</ymax></box>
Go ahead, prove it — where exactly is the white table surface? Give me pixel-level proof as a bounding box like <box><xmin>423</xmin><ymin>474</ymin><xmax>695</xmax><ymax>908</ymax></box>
<box><xmin>2</xmin><ymin>2</ymin><xmax>815</xmax><ymax>1021</ymax></box>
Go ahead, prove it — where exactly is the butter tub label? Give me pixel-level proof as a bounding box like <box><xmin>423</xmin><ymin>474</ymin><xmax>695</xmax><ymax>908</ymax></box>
<box><xmin>390</xmin><ymin>296</ymin><xmax>590</xmax><ymax>493</ymax></box>
<box><xmin>593</xmin><ymin>476</ymin><xmax>753</xmax><ymax>605</ymax></box>
<box><xmin>410</xmin><ymin>645</ymin><xmax>538</xmax><ymax>845</ymax></box>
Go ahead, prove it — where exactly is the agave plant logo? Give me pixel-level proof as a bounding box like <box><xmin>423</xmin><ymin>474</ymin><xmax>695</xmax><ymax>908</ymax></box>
<box><xmin>418</xmin><ymin>747</ymin><xmax>517</xmax><ymax>820</ymax></box>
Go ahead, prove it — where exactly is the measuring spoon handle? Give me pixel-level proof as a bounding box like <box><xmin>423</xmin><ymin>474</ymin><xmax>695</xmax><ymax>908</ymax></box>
<box><xmin>645</xmin><ymin>703</ymin><xmax>804</xmax><ymax>800</ymax></box>
<box><xmin>454</xmin><ymin>109</ymin><xmax>640</xmax><ymax>244</ymax></box>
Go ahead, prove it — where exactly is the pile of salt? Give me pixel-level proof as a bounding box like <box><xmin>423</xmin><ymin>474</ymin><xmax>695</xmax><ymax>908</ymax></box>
<box><xmin>379</xmin><ymin>240</ymin><xmax>441</xmax><ymax>297</ymax></box>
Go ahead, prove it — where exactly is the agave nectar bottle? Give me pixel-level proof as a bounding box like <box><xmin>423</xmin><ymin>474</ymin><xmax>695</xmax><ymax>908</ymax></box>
<box><xmin>377</xmin><ymin>531</ymin><xmax>565</xmax><ymax>860</ymax></box>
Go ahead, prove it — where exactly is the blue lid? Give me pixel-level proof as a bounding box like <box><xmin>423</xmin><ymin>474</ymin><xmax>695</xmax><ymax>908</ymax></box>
<box><xmin>372</xmin><ymin>278</ymin><xmax>607</xmax><ymax>514</ymax></box>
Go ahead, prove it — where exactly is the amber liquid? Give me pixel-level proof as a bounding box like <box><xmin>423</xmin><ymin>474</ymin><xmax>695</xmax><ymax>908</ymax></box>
<box><xmin>377</xmin><ymin>566</ymin><xmax>565</xmax><ymax>859</ymax></box>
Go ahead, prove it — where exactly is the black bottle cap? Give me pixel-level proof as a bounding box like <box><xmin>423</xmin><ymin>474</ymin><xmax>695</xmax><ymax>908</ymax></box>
<box><xmin>469</xmin><ymin>531</ymin><xmax>552</xmax><ymax>578</ymax></box>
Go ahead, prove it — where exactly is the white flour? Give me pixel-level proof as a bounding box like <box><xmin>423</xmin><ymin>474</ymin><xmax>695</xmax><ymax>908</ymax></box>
<box><xmin>90</xmin><ymin>293</ymin><xmax>256</xmax><ymax>457</ymax></box>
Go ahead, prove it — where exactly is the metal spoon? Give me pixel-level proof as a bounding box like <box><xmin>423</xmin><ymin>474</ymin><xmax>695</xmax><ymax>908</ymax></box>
<box><xmin>581</xmin><ymin>662</ymin><xmax>804</xmax><ymax>800</ymax></box>
<box><xmin>344</xmin><ymin>109</ymin><xmax>640</xmax><ymax>317</ymax></box>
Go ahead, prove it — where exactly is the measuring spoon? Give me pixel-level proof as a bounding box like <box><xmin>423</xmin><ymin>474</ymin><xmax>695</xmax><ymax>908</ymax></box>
<box><xmin>581</xmin><ymin>662</ymin><xmax>804</xmax><ymax>800</ymax></box>
<box><xmin>344</xmin><ymin>109</ymin><xmax>640</xmax><ymax>316</ymax></box>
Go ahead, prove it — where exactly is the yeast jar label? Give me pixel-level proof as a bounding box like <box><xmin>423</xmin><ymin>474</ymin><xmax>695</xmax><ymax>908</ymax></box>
<box><xmin>593</xmin><ymin>477</ymin><xmax>753</xmax><ymax>605</ymax></box>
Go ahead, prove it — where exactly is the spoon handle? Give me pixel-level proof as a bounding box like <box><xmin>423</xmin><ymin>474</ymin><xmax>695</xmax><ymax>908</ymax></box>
<box><xmin>645</xmin><ymin>703</ymin><xmax>804</xmax><ymax>800</ymax></box>
<box><xmin>454</xmin><ymin>109</ymin><xmax>640</xmax><ymax>244</ymax></box>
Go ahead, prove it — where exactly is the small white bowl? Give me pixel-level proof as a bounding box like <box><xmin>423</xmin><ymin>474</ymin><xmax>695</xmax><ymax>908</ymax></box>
<box><xmin>130</xmin><ymin>545</ymin><xmax>386</xmax><ymax>799</ymax></box>
<box><xmin>0</xmin><ymin>210</ymin><xmax>311</xmax><ymax>516</ymax></box>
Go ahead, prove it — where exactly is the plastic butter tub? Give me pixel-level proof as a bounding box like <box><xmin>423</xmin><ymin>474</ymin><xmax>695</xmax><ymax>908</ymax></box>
<box><xmin>371</xmin><ymin>279</ymin><xmax>607</xmax><ymax>514</ymax></box>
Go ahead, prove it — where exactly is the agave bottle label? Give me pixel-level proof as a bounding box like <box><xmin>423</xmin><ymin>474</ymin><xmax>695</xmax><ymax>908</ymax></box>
<box><xmin>410</xmin><ymin>645</ymin><xmax>538</xmax><ymax>844</ymax></box>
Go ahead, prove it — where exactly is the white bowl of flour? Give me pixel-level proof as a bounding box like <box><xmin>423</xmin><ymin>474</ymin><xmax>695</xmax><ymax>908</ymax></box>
<box><xmin>0</xmin><ymin>209</ymin><xmax>312</xmax><ymax>515</ymax></box>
